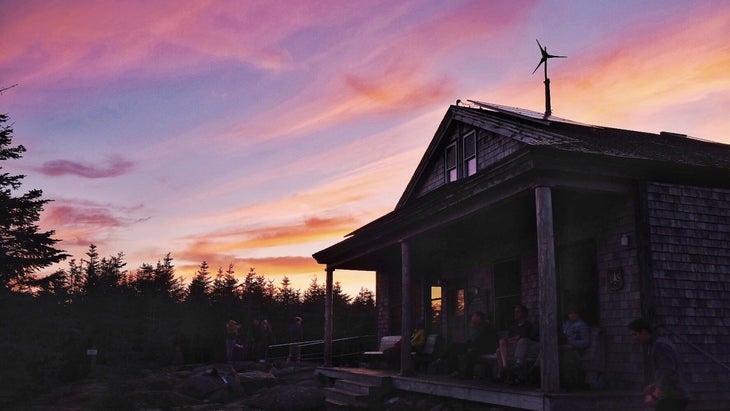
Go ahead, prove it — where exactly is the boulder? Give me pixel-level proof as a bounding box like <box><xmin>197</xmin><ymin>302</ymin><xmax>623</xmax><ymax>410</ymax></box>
<box><xmin>238</xmin><ymin>370</ymin><xmax>278</xmax><ymax>391</ymax></box>
<box><xmin>181</xmin><ymin>364</ymin><xmax>243</xmax><ymax>401</ymax></box>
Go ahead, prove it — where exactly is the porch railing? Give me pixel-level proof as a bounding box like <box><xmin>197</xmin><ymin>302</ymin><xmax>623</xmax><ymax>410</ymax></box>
<box><xmin>265</xmin><ymin>334</ymin><xmax>376</xmax><ymax>364</ymax></box>
<box><xmin>658</xmin><ymin>325</ymin><xmax>730</xmax><ymax>372</ymax></box>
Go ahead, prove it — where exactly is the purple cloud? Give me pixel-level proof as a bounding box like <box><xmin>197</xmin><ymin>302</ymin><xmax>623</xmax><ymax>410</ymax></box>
<box><xmin>36</xmin><ymin>156</ymin><xmax>134</xmax><ymax>178</ymax></box>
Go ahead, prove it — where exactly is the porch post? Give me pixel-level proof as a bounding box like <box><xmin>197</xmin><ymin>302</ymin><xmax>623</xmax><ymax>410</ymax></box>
<box><xmin>400</xmin><ymin>239</ymin><xmax>414</xmax><ymax>376</ymax></box>
<box><xmin>535</xmin><ymin>186</ymin><xmax>560</xmax><ymax>392</ymax></box>
<box><xmin>324</xmin><ymin>267</ymin><xmax>334</xmax><ymax>367</ymax></box>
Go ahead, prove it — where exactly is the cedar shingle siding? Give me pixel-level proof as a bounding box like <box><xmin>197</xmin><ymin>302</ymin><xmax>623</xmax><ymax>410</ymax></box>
<box><xmin>646</xmin><ymin>182</ymin><xmax>730</xmax><ymax>402</ymax></box>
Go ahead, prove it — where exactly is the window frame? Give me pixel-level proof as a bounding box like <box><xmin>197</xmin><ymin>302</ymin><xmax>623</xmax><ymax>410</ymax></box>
<box><xmin>463</xmin><ymin>130</ymin><xmax>477</xmax><ymax>177</ymax></box>
<box><xmin>445</xmin><ymin>142</ymin><xmax>458</xmax><ymax>183</ymax></box>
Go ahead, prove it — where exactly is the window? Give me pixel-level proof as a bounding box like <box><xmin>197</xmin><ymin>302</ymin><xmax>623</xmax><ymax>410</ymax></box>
<box><xmin>430</xmin><ymin>286</ymin><xmax>442</xmax><ymax>327</ymax></box>
<box><xmin>445</xmin><ymin>143</ymin><xmax>457</xmax><ymax>182</ymax></box>
<box><xmin>463</xmin><ymin>131</ymin><xmax>476</xmax><ymax>177</ymax></box>
<box><xmin>444</xmin><ymin>129</ymin><xmax>477</xmax><ymax>183</ymax></box>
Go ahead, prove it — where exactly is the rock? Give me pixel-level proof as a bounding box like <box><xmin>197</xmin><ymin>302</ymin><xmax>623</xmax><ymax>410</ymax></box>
<box><xmin>238</xmin><ymin>370</ymin><xmax>278</xmax><ymax>391</ymax></box>
<box><xmin>246</xmin><ymin>385</ymin><xmax>325</xmax><ymax>411</ymax></box>
<box><xmin>181</xmin><ymin>364</ymin><xmax>243</xmax><ymax>401</ymax></box>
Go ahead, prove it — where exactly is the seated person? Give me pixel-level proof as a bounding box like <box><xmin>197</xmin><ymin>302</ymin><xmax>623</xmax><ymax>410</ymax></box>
<box><xmin>559</xmin><ymin>307</ymin><xmax>590</xmax><ymax>389</ymax></box>
<box><xmin>495</xmin><ymin>304</ymin><xmax>539</xmax><ymax>381</ymax></box>
<box><xmin>410</xmin><ymin>320</ymin><xmax>426</xmax><ymax>353</ymax></box>
<box><xmin>561</xmin><ymin>307</ymin><xmax>590</xmax><ymax>350</ymax></box>
<box><xmin>452</xmin><ymin>311</ymin><xmax>496</xmax><ymax>378</ymax></box>
<box><xmin>383</xmin><ymin>320</ymin><xmax>427</xmax><ymax>368</ymax></box>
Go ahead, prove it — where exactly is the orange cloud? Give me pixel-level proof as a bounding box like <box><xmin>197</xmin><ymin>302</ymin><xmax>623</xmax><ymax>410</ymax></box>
<box><xmin>484</xmin><ymin>5</ymin><xmax>730</xmax><ymax>143</ymax></box>
<box><xmin>181</xmin><ymin>215</ymin><xmax>358</xmax><ymax>258</ymax></box>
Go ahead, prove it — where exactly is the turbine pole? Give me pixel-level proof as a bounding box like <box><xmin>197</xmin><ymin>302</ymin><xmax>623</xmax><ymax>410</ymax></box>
<box><xmin>532</xmin><ymin>40</ymin><xmax>566</xmax><ymax>117</ymax></box>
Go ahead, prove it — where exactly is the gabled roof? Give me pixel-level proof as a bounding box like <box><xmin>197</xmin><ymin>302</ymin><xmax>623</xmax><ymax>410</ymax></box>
<box><xmin>396</xmin><ymin>101</ymin><xmax>730</xmax><ymax>209</ymax></box>
<box><xmin>314</xmin><ymin>101</ymin><xmax>730</xmax><ymax>267</ymax></box>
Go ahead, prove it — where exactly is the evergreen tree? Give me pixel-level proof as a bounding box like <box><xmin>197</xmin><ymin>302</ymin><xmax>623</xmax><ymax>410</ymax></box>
<box><xmin>276</xmin><ymin>276</ymin><xmax>301</xmax><ymax>308</ymax></box>
<box><xmin>81</xmin><ymin>244</ymin><xmax>101</xmax><ymax>295</ymax></box>
<box><xmin>186</xmin><ymin>261</ymin><xmax>212</xmax><ymax>303</ymax></box>
<box><xmin>352</xmin><ymin>287</ymin><xmax>375</xmax><ymax>308</ymax></box>
<box><xmin>0</xmin><ymin>113</ymin><xmax>68</xmax><ymax>290</ymax></box>
<box><xmin>97</xmin><ymin>251</ymin><xmax>126</xmax><ymax>293</ymax></box>
<box><xmin>210</xmin><ymin>264</ymin><xmax>238</xmax><ymax>304</ymax></box>
<box><xmin>241</xmin><ymin>267</ymin><xmax>266</xmax><ymax>306</ymax></box>
<box><xmin>333</xmin><ymin>281</ymin><xmax>352</xmax><ymax>307</ymax></box>
<box><xmin>154</xmin><ymin>253</ymin><xmax>183</xmax><ymax>301</ymax></box>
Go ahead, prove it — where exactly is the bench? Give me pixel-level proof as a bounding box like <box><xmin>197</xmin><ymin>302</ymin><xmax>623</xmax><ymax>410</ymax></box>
<box><xmin>413</xmin><ymin>334</ymin><xmax>438</xmax><ymax>370</ymax></box>
<box><xmin>362</xmin><ymin>335</ymin><xmax>401</xmax><ymax>368</ymax></box>
<box><xmin>362</xmin><ymin>334</ymin><xmax>439</xmax><ymax>370</ymax></box>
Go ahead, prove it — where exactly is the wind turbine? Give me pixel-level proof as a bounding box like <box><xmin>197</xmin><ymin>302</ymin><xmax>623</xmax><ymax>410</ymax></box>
<box><xmin>532</xmin><ymin>39</ymin><xmax>566</xmax><ymax>116</ymax></box>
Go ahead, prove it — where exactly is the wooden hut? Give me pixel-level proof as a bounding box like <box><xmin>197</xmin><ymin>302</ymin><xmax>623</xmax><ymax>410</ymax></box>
<box><xmin>313</xmin><ymin>100</ymin><xmax>730</xmax><ymax>409</ymax></box>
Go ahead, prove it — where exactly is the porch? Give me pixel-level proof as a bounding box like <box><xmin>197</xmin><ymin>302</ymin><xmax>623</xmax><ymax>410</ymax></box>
<box><xmin>314</xmin><ymin>366</ymin><xmax>643</xmax><ymax>411</ymax></box>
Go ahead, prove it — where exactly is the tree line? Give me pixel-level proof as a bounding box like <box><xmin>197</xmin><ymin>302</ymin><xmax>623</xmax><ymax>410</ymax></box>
<box><xmin>0</xmin><ymin>111</ymin><xmax>375</xmax><ymax>403</ymax></box>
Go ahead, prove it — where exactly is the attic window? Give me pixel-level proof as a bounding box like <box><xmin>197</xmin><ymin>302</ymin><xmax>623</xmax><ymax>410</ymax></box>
<box><xmin>445</xmin><ymin>143</ymin><xmax>457</xmax><ymax>182</ymax></box>
<box><xmin>463</xmin><ymin>131</ymin><xmax>476</xmax><ymax>177</ymax></box>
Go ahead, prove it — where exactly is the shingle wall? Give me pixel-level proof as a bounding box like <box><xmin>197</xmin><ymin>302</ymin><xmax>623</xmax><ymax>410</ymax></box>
<box><xmin>645</xmin><ymin>182</ymin><xmax>730</xmax><ymax>406</ymax></box>
<box><xmin>593</xmin><ymin>195</ymin><xmax>644</xmax><ymax>389</ymax></box>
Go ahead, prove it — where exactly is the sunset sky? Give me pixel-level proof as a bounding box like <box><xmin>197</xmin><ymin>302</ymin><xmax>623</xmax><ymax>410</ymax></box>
<box><xmin>1</xmin><ymin>0</ymin><xmax>728</xmax><ymax>297</ymax></box>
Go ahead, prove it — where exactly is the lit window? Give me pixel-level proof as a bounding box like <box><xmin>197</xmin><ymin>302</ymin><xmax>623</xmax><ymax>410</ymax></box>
<box><xmin>445</xmin><ymin>143</ymin><xmax>457</xmax><ymax>182</ymax></box>
<box><xmin>463</xmin><ymin>131</ymin><xmax>476</xmax><ymax>176</ymax></box>
<box><xmin>431</xmin><ymin>286</ymin><xmax>442</xmax><ymax>327</ymax></box>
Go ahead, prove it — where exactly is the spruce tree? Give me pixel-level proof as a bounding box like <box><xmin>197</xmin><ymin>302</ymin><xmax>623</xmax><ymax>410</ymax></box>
<box><xmin>0</xmin><ymin>113</ymin><xmax>68</xmax><ymax>290</ymax></box>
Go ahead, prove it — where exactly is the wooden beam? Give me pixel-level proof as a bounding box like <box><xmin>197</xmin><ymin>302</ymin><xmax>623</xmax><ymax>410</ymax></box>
<box><xmin>324</xmin><ymin>267</ymin><xmax>334</xmax><ymax>367</ymax></box>
<box><xmin>400</xmin><ymin>240</ymin><xmax>414</xmax><ymax>376</ymax></box>
<box><xmin>535</xmin><ymin>186</ymin><xmax>560</xmax><ymax>392</ymax></box>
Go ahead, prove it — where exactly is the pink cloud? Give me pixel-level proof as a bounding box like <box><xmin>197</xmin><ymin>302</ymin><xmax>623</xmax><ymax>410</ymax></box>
<box><xmin>35</xmin><ymin>156</ymin><xmax>134</xmax><ymax>178</ymax></box>
<box><xmin>40</xmin><ymin>199</ymin><xmax>147</xmax><ymax>247</ymax></box>
<box><xmin>216</xmin><ymin>1</ymin><xmax>537</xmax><ymax>145</ymax></box>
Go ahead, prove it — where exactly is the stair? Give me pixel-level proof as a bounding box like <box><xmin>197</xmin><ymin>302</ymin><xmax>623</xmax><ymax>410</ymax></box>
<box><xmin>318</xmin><ymin>369</ymin><xmax>393</xmax><ymax>410</ymax></box>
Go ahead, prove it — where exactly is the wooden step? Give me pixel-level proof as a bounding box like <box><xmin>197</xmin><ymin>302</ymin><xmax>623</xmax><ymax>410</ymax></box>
<box><xmin>334</xmin><ymin>378</ymin><xmax>379</xmax><ymax>395</ymax></box>
<box><xmin>325</xmin><ymin>397</ymin><xmax>360</xmax><ymax>410</ymax></box>
<box><xmin>325</xmin><ymin>386</ymin><xmax>369</xmax><ymax>406</ymax></box>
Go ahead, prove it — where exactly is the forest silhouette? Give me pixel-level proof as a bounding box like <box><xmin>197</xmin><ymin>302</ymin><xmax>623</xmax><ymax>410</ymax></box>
<box><xmin>0</xmin><ymin>111</ymin><xmax>376</xmax><ymax>404</ymax></box>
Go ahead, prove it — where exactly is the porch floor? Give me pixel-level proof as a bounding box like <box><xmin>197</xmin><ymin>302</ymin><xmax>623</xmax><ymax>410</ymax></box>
<box><xmin>314</xmin><ymin>366</ymin><xmax>644</xmax><ymax>411</ymax></box>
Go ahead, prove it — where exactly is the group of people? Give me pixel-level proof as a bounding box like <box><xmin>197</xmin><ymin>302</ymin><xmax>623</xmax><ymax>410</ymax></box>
<box><xmin>225</xmin><ymin>316</ymin><xmax>304</xmax><ymax>365</ymax></box>
<box><xmin>397</xmin><ymin>305</ymin><xmax>688</xmax><ymax>410</ymax></box>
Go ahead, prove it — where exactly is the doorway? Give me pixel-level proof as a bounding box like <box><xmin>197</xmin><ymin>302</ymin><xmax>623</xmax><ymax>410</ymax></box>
<box><xmin>557</xmin><ymin>240</ymin><xmax>598</xmax><ymax>325</ymax></box>
<box><xmin>494</xmin><ymin>259</ymin><xmax>521</xmax><ymax>331</ymax></box>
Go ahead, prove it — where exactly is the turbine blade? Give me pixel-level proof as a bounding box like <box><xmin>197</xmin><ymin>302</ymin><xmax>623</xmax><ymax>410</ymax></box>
<box><xmin>532</xmin><ymin>58</ymin><xmax>545</xmax><ymax>74</ymax></box>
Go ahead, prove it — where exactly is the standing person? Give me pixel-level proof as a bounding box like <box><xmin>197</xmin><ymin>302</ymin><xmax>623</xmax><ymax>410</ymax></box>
<box><xmin>495</xmin><ymin>304</ymin><xmax>539</xmax><ymax>381</ymax></box>
<box><xmin>629</xmin><ymin>318</ymin><xmax>689</xmax><ymax>411</ymax></box>
<box><xmin>259</xmin><ymin>319</ymin><xmax>274</xmax><ymax>361</ymax></box>
<box><xmin>248</xmin><ymin>318</ymin><xmax>261</xmax><ymax>360</ymax></box>
<box><xmin>225</xmin><ymin>319</ymin><xmax>240</xmax><ymax>362</ymax></box>
<box><xmin>286</xmin><ymin>316</ymin><xmax>304</xmax><ymax>365</ymax></box>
